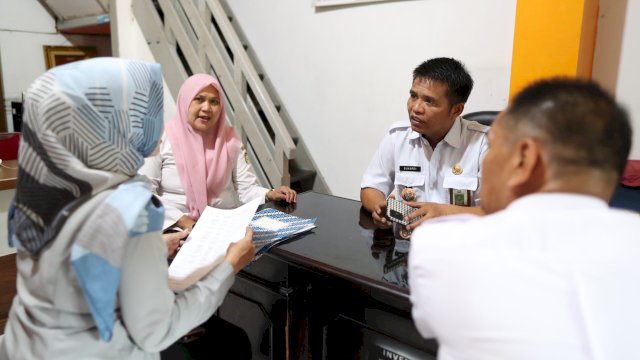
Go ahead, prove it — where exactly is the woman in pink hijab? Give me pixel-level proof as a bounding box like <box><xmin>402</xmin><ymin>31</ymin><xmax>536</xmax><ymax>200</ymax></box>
<box><xmin>140</xmin><ymin>74</ymin><xmax>296</xmax><ymax>232</ymax></box>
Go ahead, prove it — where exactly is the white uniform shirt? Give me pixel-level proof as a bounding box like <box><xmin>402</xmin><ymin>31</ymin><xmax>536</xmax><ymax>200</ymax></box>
<box><xmin>361</xmin><ymin>117</ymin><xmax>488</xmax><ymax>206</ymax></box>
<box><xmin>139</xmin><ymin>134</ymin><xmax>269</xmax><ymax>230</ymax></box>
<box><xmin>409</xmin><ymin>193</ymin><xmax>640</xmax><ymax>360</ymax></box>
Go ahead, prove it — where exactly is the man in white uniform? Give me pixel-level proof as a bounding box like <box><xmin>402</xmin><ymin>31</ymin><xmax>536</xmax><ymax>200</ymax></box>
<box><xmin>409</xmin><ymin>78</ymin><xmax>640</xmax><ymax>360</ymax></box>
<box><xmin>361</xmin><ymin>58</ymin><xmax>488</xmax><ymax>229</ymax></box>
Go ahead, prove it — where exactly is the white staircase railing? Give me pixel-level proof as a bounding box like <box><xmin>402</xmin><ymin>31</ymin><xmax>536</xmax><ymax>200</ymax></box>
<box><xmin>132</xmin><ymin>0</ymin><xmax>296</xmax><ymax>187</ymax></box>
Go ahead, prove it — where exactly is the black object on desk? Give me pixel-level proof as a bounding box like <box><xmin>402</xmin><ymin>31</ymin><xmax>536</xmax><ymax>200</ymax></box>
<box><xmin>216</xmin><ymin>192</ymin><xmax>437</xmax><ymax>359</ymax></box>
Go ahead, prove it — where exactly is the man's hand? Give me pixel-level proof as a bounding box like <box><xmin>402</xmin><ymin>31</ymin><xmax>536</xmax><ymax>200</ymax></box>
<box><xmin>404</xmin><ymin>202</ymin><xmax>484</xmax><ymax>230</ymax></box>
<box><xmin>371</xmin><ymin>199</ymin><xmax>392</xmax><ymax>229</ymax></box>
<box><xmin>225</xmin><ymin>228</ymin><xmax>256</xmax><ymax>273</ymax></box>
<box><xmin>361</xmin><ymin>187</ymin><xmax>393</xmax><ymax>229</ymax></box>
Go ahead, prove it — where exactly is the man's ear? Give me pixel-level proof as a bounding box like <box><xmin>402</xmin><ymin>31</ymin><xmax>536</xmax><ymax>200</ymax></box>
<box><xmin>506</xmin><ymin>138</ymin><xmax>544</xmax><ymax>192</ymax></box>
<box><xmin>450</xmin><ymin>103</ymin><xmax>464</xmax><ymax>118</ymax></box>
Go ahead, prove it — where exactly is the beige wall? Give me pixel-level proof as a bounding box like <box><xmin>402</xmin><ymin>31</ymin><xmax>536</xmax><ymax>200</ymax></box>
<box><xmin>593</xmin><ymin>0</ymin><xmax>640</xmax><ymax>160</ymax></box>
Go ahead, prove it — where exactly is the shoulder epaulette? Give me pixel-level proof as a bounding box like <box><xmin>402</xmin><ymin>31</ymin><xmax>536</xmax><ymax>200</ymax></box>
<box><xmin>464</xmin><ymin>120</ymin><xmax>490</xmax><ymax>133</ymax></box>
<box><xmin>388</xmin><ymin>120</ymin><xmax>411</xmax><ymax>133</ymax></box>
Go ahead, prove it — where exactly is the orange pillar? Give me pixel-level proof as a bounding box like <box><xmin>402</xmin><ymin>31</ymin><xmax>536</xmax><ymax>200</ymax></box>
<box><xmin>509</xmin><ymin>0</ymin><xmax>599</xmax><ymax>98</ymax></box>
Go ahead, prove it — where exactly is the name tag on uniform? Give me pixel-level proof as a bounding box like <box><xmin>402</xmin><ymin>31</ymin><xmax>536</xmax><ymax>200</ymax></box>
<box><xmin>399</xmin><ymin>165</ymin><xmax>421</xmax><ymax>172</ymax></box>
<box><xmin>450</xmin><ymin>189</ymin><xmax>471</xmax><ymax>207</ymax></box>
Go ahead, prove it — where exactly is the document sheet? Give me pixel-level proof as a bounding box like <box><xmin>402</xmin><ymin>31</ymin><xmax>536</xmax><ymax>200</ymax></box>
<box><xmin>168</xmin><ymin>197</ymin><xmax>262</xmax><ymax>291</ymax></box>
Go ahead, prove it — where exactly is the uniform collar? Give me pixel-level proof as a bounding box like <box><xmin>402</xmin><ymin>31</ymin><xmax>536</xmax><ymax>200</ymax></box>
<box><xmin>442</xmin><ymin>116</ymin><xmax>462</xmax><ymax>148</ymax></box>
<box><xmin>408</xmin><ymin>128</ymin><xmax>421</xmax><ymax>140</ymax></box>
<box><xmin>409</xmin><ymin>116</ymin><xmax>462</xmax><ymax>148</ymax></box>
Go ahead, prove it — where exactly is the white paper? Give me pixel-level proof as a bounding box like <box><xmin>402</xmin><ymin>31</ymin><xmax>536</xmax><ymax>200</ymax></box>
<box><xmin>168</xmin><ymin>197</ymin><xmax>262</xmax><ymax>291</ymax></box>
<box><xmin>251</xmin><ymin>216</ymin><xmax>288</xmax><ymax>231</ymax></box>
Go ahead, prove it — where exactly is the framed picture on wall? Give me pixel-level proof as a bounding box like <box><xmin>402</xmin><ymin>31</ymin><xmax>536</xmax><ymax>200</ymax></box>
<box><xmin>43</xmin><ymin>45</ymin><xmax>97</xmax><ymax>69</ymax></box>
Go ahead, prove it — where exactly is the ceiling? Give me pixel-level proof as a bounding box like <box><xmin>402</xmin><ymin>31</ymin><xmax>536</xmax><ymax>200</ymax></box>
<box><xmin>38</xmin><ymin>0</ymin><xmax>111</xmax><ymax>35</ymax></box>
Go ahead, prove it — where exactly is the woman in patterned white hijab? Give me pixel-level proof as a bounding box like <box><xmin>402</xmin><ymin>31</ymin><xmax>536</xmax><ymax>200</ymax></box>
<box><xmin>1</xmin><ymin>58</ymin><xmax>254</xmax><ymax>360</ymax></box>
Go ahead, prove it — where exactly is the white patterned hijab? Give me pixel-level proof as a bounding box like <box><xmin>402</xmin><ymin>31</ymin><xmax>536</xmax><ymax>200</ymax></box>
<box><xmin>11</xmin><ymin>57</ymin><xmax>164</xmax><ymax>255</ymax></box>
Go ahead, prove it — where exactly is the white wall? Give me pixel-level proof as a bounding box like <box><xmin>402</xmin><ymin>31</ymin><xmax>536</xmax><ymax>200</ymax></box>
<box><xmin>0</xmin><ymin>0</ymin><xmax>112</xmax><ymax>132</ymax></box>
<box><xmin>226</xmin><ymin>0</ymin><xmax>517</xmax><ymax>199</ymax></box>
<box><xmin>0</xmin><ymin>0</ymin><xmax>111</xmax><ymax>253</ymax></box>
<box><xmin>593</xmin><ymin>0</ymin><xmax>640</xmax><ymax>160</ymax></box>
<box><xmin>0</xmin><ymin>0</ymin><xmax>176</xmax><ymax>130</ymax></box>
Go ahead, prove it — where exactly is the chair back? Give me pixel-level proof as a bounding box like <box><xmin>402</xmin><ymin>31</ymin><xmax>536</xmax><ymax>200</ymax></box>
<box><xmin>610</xmin><ymin>184</ymin><xmax>640</xmax><ymax>213</ymax></box>
<box><xmin>463</xmin><ymin>111</ymin><xmax>500</xmax><ymax>126</ymax></box>
<box><xmin>0</xmin><ymin>132</ymin><xmax>21</xmax><ymax>160</ymax></box>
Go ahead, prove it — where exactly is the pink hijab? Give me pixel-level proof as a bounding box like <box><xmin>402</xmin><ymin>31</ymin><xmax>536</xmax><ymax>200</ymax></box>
<box><xmin>165</xmin><ymin>74</ymin><xmax>241</xmax><ymax>220</ymax></box>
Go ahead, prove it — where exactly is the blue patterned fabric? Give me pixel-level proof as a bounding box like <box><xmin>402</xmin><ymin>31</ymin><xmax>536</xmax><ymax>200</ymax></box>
<box><xmin>250</xmin><ymin>208</ymin><xmax>317</xmax><ymax>257</ymax></box>
<box><xmin>8</xmin><ymin>57</ymin><xmax>165</xmax><ymax>341</ymax></box>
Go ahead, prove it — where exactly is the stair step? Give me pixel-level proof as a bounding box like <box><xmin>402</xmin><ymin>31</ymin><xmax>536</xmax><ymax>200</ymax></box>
<box><xmin>290</xmin><ymin>167</ymin><xmax>316</xmax><ymax>185</ymax></box>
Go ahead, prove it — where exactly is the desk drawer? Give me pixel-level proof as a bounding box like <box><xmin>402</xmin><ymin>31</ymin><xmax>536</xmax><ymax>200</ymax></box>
<box><xmin>218</xmin><ymin>275</ymin><xmax>288</xmax><ymax>360</ymax></box>
<box><xmin>324</xmin><ymin>315</ymin><xmax>437</xmax><ymax>360</ymax></box>
<box><xmin>242</xmin><ymin>253</ymin><xmax>289</xmax><ymax>287</ymax></box>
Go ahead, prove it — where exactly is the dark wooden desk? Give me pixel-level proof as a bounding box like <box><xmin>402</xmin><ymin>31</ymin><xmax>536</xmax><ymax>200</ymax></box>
<box><xmin>0</xmin><ymin>160</ymin><xmax>18</xmax><ymax>190</ymax></box>
<box><xmin>0</xmin><ymin>253</ymin><xmax>17</xmax><ymax>335</ymax></box>
<box><xmin>217</xmin><ymin>192</ymin><xmax>437</xmax><ymax>359</ymax></box>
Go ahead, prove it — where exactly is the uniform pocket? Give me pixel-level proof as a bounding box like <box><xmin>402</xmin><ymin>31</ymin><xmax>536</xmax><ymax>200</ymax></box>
<box><xmin>443</xmin><ymin>176</ymin><xmax>478</xmax><ymax>191</ymax></box>
<box><xmin>394</xmin><ymin>173</ymin><xmax>425</xmax><ymax>201</ymax></box>
<box><xmin>394</xmin><ymin>173</ymin><xmax>425</xmax><ymax>187</ymax></box>
<box><xmin>443</xmin><ymin>176</ymin><xmax>478</xmax><ymax>206</ymax></box>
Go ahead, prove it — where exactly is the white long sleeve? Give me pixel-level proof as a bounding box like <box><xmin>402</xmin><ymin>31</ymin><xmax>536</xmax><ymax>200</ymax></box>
<box><xmin>139</xmin><ymin>139</ymin><xmax>268</xmax><ymax>230</ymax></box>
<box><xmin>232</xmin><ymin>147</ymin><xmax>269</xmax><ymax>204</ymax></box>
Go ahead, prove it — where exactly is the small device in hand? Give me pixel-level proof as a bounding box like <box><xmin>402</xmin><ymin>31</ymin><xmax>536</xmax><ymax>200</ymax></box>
<box><xmin>386</xmin><ymin>198</ymin><xmax>420</xmax><ymax>226</ymax></box>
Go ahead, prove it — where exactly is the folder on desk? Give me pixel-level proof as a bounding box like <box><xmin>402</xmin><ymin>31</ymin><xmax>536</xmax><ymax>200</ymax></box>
<box><xmin>250</xmin><ymin>208</ymin><xmax>317</xmax><ymax>257</ymax></box>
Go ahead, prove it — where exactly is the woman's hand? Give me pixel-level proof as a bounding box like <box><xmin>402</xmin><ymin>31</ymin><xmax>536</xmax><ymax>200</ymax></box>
<box><xmin>163</xmin><ymin>229</ymin><xmax>189</xmax><ymax>258</ymax></box>
<box><xmin>266</xmin><ymin>186</ymin><xmax>297</xmax><ymax>203</ymax></box>
<box><xmin>225</xmin><ymin>228</ymin><xmax>256</xmax><ymax>273</ymax></box>
<box><xmin>176</xmin><ymin>215</ymin><xmax>196</xmax><ymax>230</ymax></box>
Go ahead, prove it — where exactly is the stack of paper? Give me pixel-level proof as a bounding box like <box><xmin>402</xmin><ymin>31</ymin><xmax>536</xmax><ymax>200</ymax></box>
<box><xmin>250</xmin><ymin>208</ymin><xmax>317</xmax><ymax>257</ymax></box>
<box><xmin>168</xmin><ymin>197</ymin><xmax>262</xmax><ymax>291</ymax></box>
